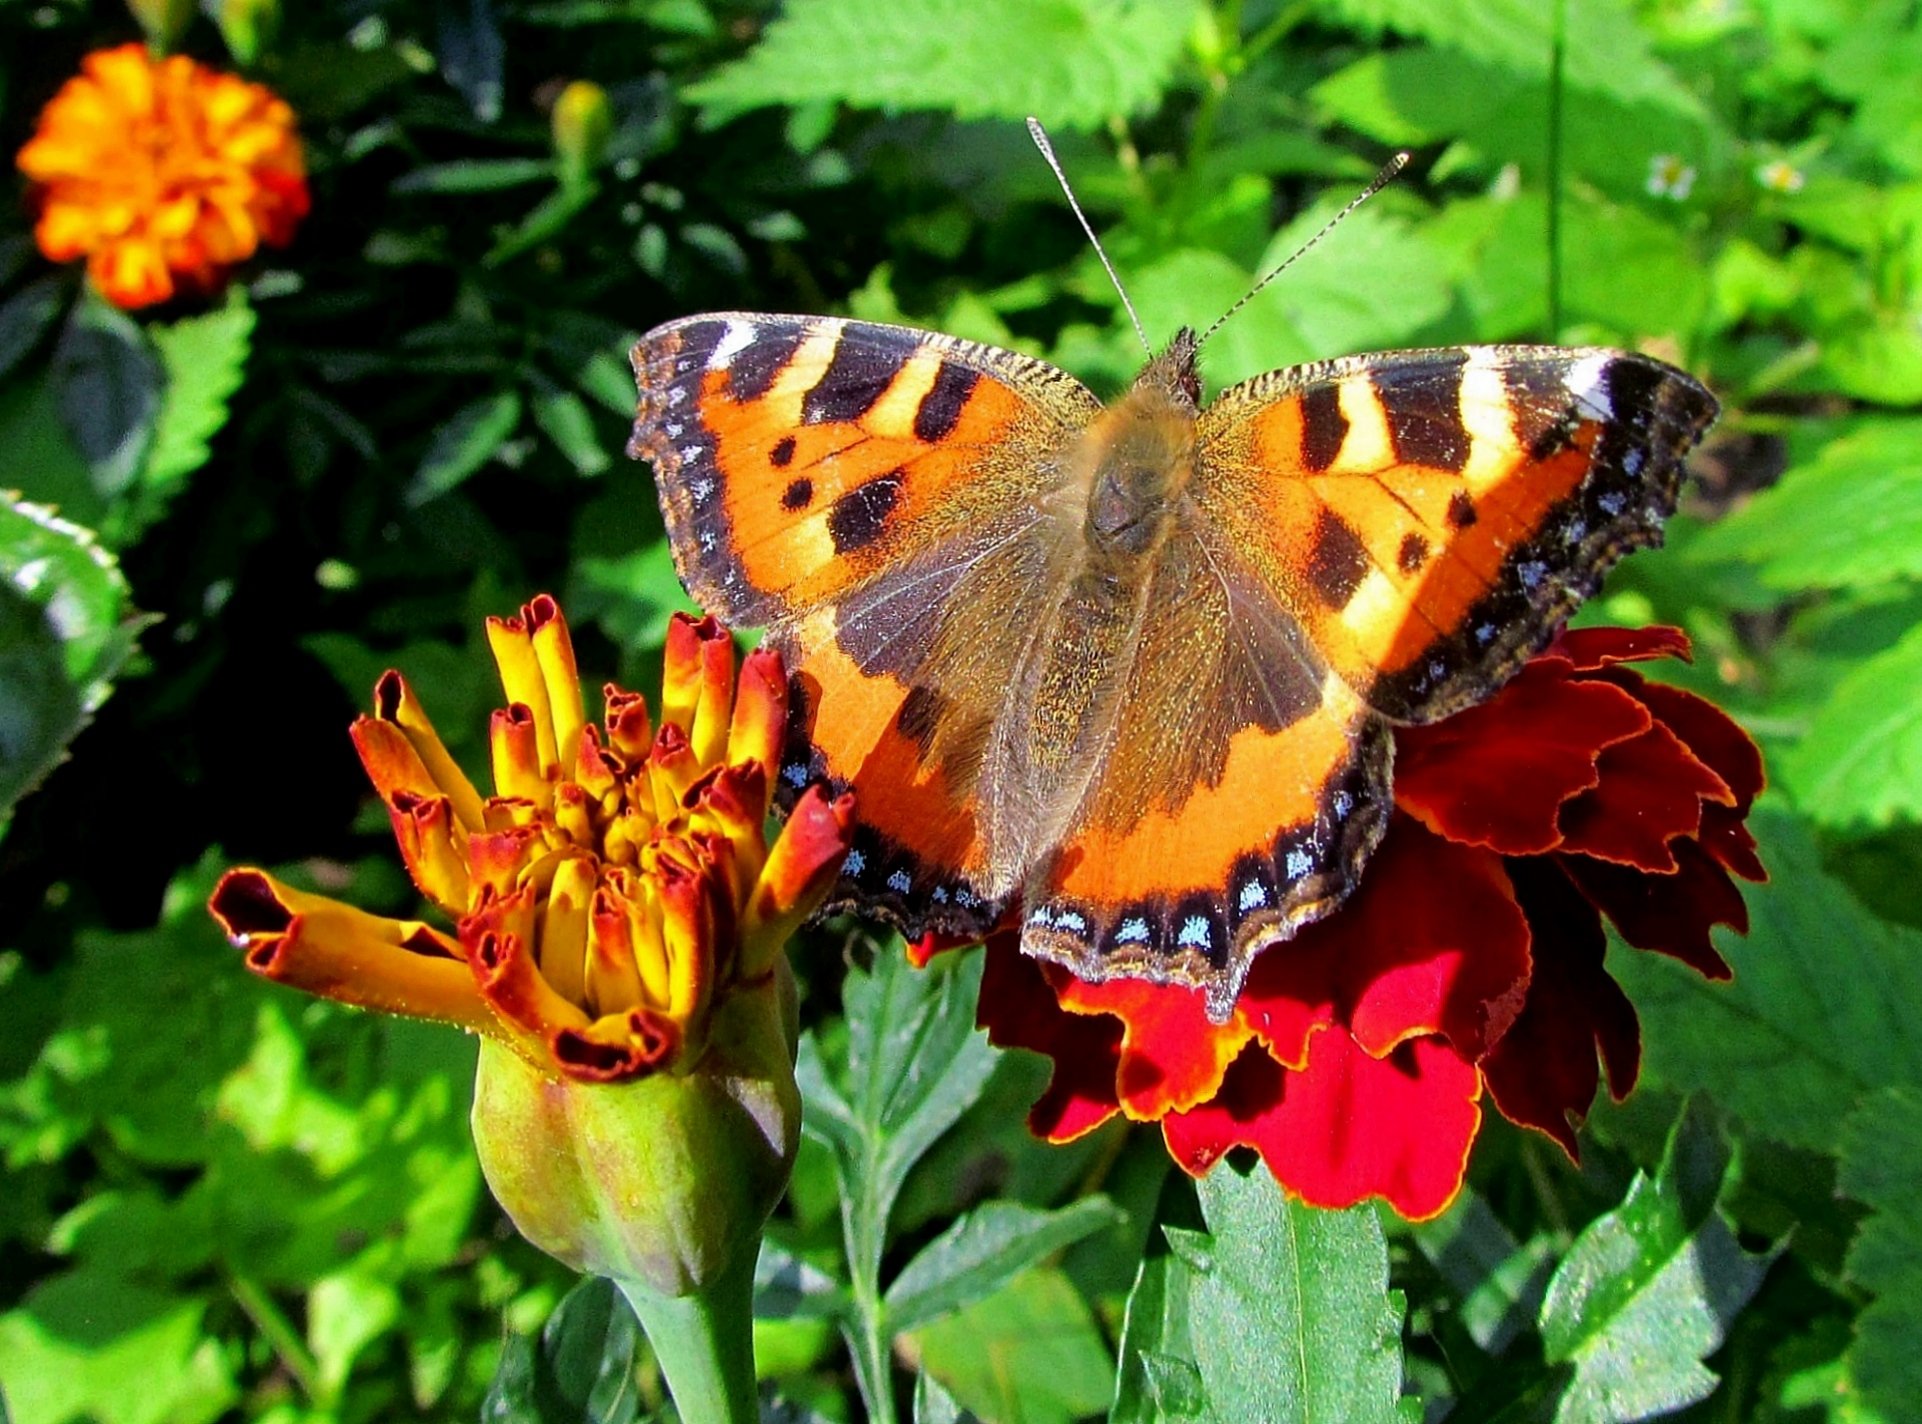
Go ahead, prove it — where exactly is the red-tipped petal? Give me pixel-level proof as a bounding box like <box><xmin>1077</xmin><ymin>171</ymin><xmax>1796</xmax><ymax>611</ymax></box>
<box><xmin>370</xmin><ymin>669</ymin><xmax>485</xmax><ymax>830</ymax></box>
<box><xmin>1395</xmin><ymin>671</ymin><xmax>1652</xmax><ymax>855</ymax></box>
<box><xmin>210</xmin><ymin>868</ymin><xmax>492</xmax><ymax>1033</ymax></box>
<box><xmin>550</xmin><ymin>1007</ymin><xmax>682</xmax><ymax>1083</ymax></box>
<box><xmin>741</xmin><ymin>787</ymin><xmax>854</xmax><ymax>973</ymax></box>
<box><xmin>1163</xmin><ymin>1031</ymin><xmax>1483</xmax><ymax>1222</ymax></box>
<box><xmin>487</xmin><ymin>610</ymin><xmax>560</xmax><ymax>772</ymax></box>
<box><xmin>661</xmin><ymin>614</ymin><xmax>734</xmax><ymax>766</ymax></box>
<box><xmin>490</xmin><ymin>704</ymin><xmax>549</xmax><ymax>805</ymax></box>
<box><xmin>386</xmin><ymin>791</ymin><xmax>470</xmax><ymax>915</ymax></box>
<box><xmin>729</xmin><ymin>647</ymin><xmax>789</xmax><ymax>812</ymax></box>
<box><xmin>1481</xmin><ymin>859</ymin><xmax>1642</xmax><ymax>1158</ymax></box>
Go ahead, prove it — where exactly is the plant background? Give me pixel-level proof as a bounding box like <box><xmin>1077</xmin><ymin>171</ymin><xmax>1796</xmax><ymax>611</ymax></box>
<box><xmin>3</xmin><ymin>0</ymin><xmax>1921</xmax><ymax>1421</ymax></box>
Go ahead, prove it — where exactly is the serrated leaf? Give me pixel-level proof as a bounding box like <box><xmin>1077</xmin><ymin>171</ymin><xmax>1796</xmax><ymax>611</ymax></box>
<box><xmin>1686</xmin><ymin>418</ymin><xmax>1922</xmax><ymax>590</ymax></box>
<box><xmin>128</xmin><ymin>292</ymin><xmax>256</xmax><ymax>536</ymax></box>
<box><xmin>1111</xmin><ymin>1173</ymin><xmax>1205</xmax><ymax>1424</ymax></box>
<box><xmin>0</xmin><ymin>496</ymin><xmax>143</xmax><ymax>830</ymax></box>
<box><xmin>1837</xmin><ymin>1087</ymin><xmax>1922</xmax><ymax>1416</ymax></box>
<box><xmin>1782</xmin><ymin>620</ymin><xmax>1922</xmax><ymax>828</ymax></box>
<box><xmin>1612</xmin><ymin>804</ymin><xmax>1922</xmax><ymax>1154</ymax></box>
<box><xmin>51</xmin><ymin>294</ymin><xmax>164</xmax><ymax>499</ymax></box>
<box><xmin>688</xmin><ymin>0</ymin><xmax>1198</xmax><ymax>129</ymax></box>
<box><xmin>406</xmin><ymin>389</ymin><xmax>523</xmax><ymax>505</ymax></box>
<box><xmin>1539</xmin><ymin>1103</ymin><xmax>1771</xmax><ymax>1423</ymax></box>
<box><xmin>481</xmin><ymin>1276</ymin><xmax>642</xmax><ymax>1424</ymax></box>
<box><xmin>1181</xmin><ymin>1160</ymin><xmax>1406</xmax><ymax>1423</ymax></box>
<box><xmin>884</xmin><ymin>1196</ymin><xmax>1122</xmax><ymax>1333</ymax></box>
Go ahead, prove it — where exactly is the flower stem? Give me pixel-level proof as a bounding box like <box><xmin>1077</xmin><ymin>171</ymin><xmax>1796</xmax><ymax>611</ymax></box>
<box><xmin>616</xmin><ymin>1255</ymin><xmax>760</xmax><ymax>1424</ymax></box>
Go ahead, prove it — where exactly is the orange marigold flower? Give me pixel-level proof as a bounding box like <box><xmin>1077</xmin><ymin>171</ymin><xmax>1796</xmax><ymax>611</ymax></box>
<box><xmin>16</xmin><ymin>42</ymin><xmax>310</xmax><ymax>309</ymax></box>
<box><xmin>211</xmin><ymin>598</ymin><xmax>853</xmax><ymax>1084</ymax></box>
<box><xmin>966</xmin><ymin>626</ymin><xmax>1766</xmax><ymax>1221</ymax></box>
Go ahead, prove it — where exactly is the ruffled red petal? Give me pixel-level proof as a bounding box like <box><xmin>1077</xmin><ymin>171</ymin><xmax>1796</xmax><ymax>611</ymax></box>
<box><xmin>1246</xmin><ymin>816</ymin><xmax>1531</xmax><ymax>1060</ymax></box>
<box><xmin>1481</xmin><ymin>859</ymin><xmax>1641</xmax><ymax>1157</ymax></box>
<box><xmin>1545</xmin><ymin>624</ymin><xmax>1693</xmax><ymax>671</ymax></box>
<box><xmin>1560</xmin><ymin>843</ymin><xmax>1740</xmax><ymax>979</ymax></box>
<box><xmin>1057</xmin><ymin>972</ymin><xmax>1248</xmax><ymax>1118</ymax></box>
<box><xmin>977</xmin><ymin>936</ymin><xmax>1121</xmax><ymax>1141</ymax></box>
<box><xmin>1394</xmin><ymin>671</ymin><xmax>1651</xmax><ymax>855</ymax></box>
<box><xmin>1163</xmin><ymin>1030</ymin><xmax>1482</xmax><ymax>1221</ymax></box>
<box><xmin>1556</xmin><ymin>721</ymin><xmax>1732</xmax><ymax>872</ymax></box>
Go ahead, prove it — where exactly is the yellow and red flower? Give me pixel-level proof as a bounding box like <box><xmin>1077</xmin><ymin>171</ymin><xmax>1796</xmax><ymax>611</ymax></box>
<box><xmin>17</xmin><ymin>43</ymin><xmax>309</xmax><ymax>309</ymax></box>
<box><xmin>967</xmin><ymin>626</ymin><xmax>1765</xmax><ymax>1221</ymax></box>
<box><xmin>209</xmin><ymin>599</ymin><xmax>853</xmax><ymax>1292</ymax></box>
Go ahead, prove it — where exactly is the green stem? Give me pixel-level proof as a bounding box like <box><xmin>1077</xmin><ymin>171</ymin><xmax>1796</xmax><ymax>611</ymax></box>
<box><xmin>228</xmin><ymin>1274</ymin><xmax>328</xmax><ymax>1407</ymax></box>
<box><xmin>845</xmin><ymin>1177</ymin><xmax>900</xmax><ymax>1424</ymax></box>
<box><xmin>1546</xmin><ymin>0</ymin><xmax>1567</xmax><ymax>340</ymax></box>
<box><xmin>617</xmin><ymin>1256</ymin><xmax>760</xmax><ymax>1424</ymax></box>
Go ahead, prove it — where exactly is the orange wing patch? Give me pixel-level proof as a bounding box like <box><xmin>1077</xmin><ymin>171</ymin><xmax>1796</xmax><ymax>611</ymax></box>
<box><xmin>1196</xmin><ymin>347</ymin><xmax>1718</xmax><ymax>723</ymax></box>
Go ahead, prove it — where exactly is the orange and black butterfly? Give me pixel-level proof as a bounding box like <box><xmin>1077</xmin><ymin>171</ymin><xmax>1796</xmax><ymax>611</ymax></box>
<box><xmin>627</xmin><ymin>219</ymin><xmax>1716</xmax><ymax>1022</ymax></box>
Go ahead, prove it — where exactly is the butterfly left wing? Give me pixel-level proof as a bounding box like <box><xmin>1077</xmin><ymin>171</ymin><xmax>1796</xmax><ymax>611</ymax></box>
<box><xmin>629</xmin><ymin>313</ymin><xmax>1102</xmax><ymax>937</ymax></box>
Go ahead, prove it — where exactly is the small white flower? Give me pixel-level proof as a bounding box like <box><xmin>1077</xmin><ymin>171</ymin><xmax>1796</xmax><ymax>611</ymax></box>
<box><xmin>1756</xmin><ymin>159</ymin><xmax>1806</xmax><ymax>193</ymax></box>
<box><xmin>1646</xmin><ymin>154</ymin><xmax>1697</xmax><ymax>201</ymax></box>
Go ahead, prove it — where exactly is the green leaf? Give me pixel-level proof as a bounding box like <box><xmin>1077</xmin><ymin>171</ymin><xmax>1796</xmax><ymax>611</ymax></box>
<box><xmin>688</xmin><ymin>0</ymin><xmax>1198</xmax><ymax>130</ymax></box>
<box><xmin>482</xmin><ymin>1276</ymin><xmax>643</xmax><ymax>1424</ymax></box>
<box><xmin>1172</xmin><ymin>1160</ymin><xmax>1407</xmax><ymax>1423</ymax></box>
<box><xmin>406</xmin><ymin>389</ymin><xmax>523</xmax><ymax>505</ymax></box>
<box><xmin>908</xmin><ymin>1268</ymin><xmax>1114</xmax><ymax>1424</ymax></box>
<box><xmin>0</xmin><ymin>1266</ymin><xmax>238</xmax><ymax>1424</ymax></box>
<box><xmin>50</xmin><ymin>293</ymin><xmax>164</xmax><ymax>499</ymax></box>
<box><xmin>1782</xmin><ymin>620</ymin><xmax>1922</xmax><ymax>829</ymax></box>
<box><xmin>532</xmin><ymin>384</ymin><xmax>613</xmax><ymax>476</ymax></box>
<box><xmin>1538</xmin><ymin>1102</ymin><xmax>1773</xmax><ymax>1422</ymax></box>
<box><xmin>1409</xmin><ymin>1188</ymin><xmax>1555</xmax><ymax>1353</ymax></box>
<box><xmin>1110</xmin><ymin>1173</ymin><xmax>1206</xmax><ymax>1424</ymax></box>
<box><xmin>913</xmin><ymin>1370</ymin><xmax>980</xmax><ymax>1424</ymax></box>
<box><xmin>755</xmin><ymin>1239</ymin><xmax>850</xmax><ymax>1321</ymax></box>
<box><xmin>0</xmin><ymin>496</ymin><xmax>143</xmax><ymax>832</ymax></box>
<box><xmin>124</xmin><ymin>291</ymin><xmax>256</xmax><ymax>539</ymax></box>
<box><xmin>1686</xmin><ymin>418</ymin><xmax>1922</xmax><ymax>590</ymax></box>
<box><xmin>1612</xmin><ymin>804</ymin><xmax>1922</xmax><ymax>1155</ymax></box>
<box><xmin>883</xmin><ymin>1196</ymin><xmax>1123</xmax><ymax>1333</ymax></box>
<box><xmin>1837</xmin><ymin>1087</ymin><xmax>1922</xmax><ymax>1416</ymax></box>
<box><xmin>393</xmin><ymin>157</ymin><xmax>558</xmax><ymax>193</ymax></box>
<box><xmin>0</xmin><ymin>273</ymin><xmax>70</xmax><ymax>382</ymax></box>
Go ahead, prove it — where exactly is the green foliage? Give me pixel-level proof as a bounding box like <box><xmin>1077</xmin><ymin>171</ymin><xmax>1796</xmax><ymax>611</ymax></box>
<box><xmin>0</xmin><ymin>494</ymin><xmax>142</xmax><ymax>836</ymax></box>
<box><xmin>1</xmin><ymin>0</ymin><xmax>1919</xmax><ymax>1419</ymax></box>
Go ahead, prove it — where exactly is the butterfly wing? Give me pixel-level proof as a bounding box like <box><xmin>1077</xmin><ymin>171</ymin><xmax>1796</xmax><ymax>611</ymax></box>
<box><xmin>1191</xmin><ymin>345</ymin><xmax>1719</xmax><ymax>722</ymax></box>
<box><xmin>1019</xmin><ymin>345</ymin><xmax>1717</xmax><ymax>1017</ymax></box>
<box><xmin>629</xmin><ymin>314</ymin><xmax>1101</xmax><ymax>934</ymax></box>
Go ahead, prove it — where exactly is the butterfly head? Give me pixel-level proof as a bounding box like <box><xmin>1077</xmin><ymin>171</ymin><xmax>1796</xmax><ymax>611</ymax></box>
<box><xmin>1135</xmin><ymin>326</ymin><xmax>1201</xmax><ymax>411</ymax></box>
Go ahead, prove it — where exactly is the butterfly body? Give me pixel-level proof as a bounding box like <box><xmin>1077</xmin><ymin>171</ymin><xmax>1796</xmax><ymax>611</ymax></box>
<box><xmin>630</xmin><ymin>312</ymin><xmax>1717</xmax><ymax>1019</ymax></box>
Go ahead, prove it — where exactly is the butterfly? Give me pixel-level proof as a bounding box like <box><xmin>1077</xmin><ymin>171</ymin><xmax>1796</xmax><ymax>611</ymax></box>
<box><xmin>626</xmin><ymin>309</ymin><xmax>1717</xmax><ymax>1021</ymax></box>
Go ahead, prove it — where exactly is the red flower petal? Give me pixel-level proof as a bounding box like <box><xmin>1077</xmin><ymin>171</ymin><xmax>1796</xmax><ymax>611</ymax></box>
<box><xmin>1057</xmin><ymin>973</ymin><xmax>1249</xmax><ymax>1118</ymax></box>
<box><xmin>1395</xmin><ymin>671</ymin><xmax>1651</xmax><ymax>855</ymax></box>
<box><xmin>1560</xmin><ymin>843</ymin><xmax>1740</xmax><ymax>979</ymax></box>
<box><xmin>1163</xmin><ymin>1031</ymin><xmax>1483</xmax><ymax>1221</ymax></box>
<box><xmin>1608</xmin><ymin>673</ymin><xmax>1766</xmax><ymax>813</ymax></box>
<box><xmin>1246</xmin><ymin>816</ymin><xmax>1532</xmax><ymax>1060</ymax></box>
<box><xmin>1546</xmin><ymin>625</ymin><xmax>1693</xmax><ymax>671</ymax></box>
<box><xmin>1556</xmin><ymin>721</ymin><xmax>1733</xmax><ymax>872</ymax></box>
<box><xmin>977</xmin><ymin>937</ymin><xmax>1121</xmax><ymax>1141</ymax></box>
<box><xmin>1481</xmin><ymin>859</ymin><xmax>1641</xmax><ymax>1158</ymax></box>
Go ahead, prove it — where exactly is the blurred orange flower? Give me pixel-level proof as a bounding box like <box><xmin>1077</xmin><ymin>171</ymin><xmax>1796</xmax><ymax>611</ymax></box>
<box><xmin>16</xmin><ymin>42</ymin><xmax>309</xmax><ymax>309</ymax></box>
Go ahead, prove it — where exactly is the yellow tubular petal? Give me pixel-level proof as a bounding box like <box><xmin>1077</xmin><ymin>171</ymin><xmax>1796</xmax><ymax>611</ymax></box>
<box><xmin>538</xmin><ymin>854</ymin><xmax>596</xmax><ymax>1008</ymax></box>
<box><xmin>688</xmin><ymin>631</ymin><xmax>735</xmax><ymax>770</ymax></box>
<box><xmin>728</xmin><ymin>647</ymin><xmax>788</xmax><ymax>813</ymax></box>
<box><xmin>527</xmin><ymin>596</ymin><xmax>587</xmax><ymax>782</ymax></box>
<box><xmin>373</xmin><ymin>670</ymin><xmax>485</xmax><ymax>831</ymax></box>
<box><xmin>209</xmin><ymin>868</ymin><xmax>495</xmax><ymax>1034</ymax></box>
<box><xmin>741</xmin><ymin>787</ymin><xmax>854</xmax><ymax>977</ymax></box>
<box><xmin>387</xmin><ymin>791</ymin><xmax>471</xmax><ymax>915</ymax></box>
<box><xmin>490</xmin><ymin>706</ymin><xmax>550</xmax><ymax>806</ymax></box>
<box><xmin>488</xmin><ymin>611</ymin><xmax>559</xmax><ymax>772</ymax></box>
<box><xmin>587</xmin><ymin>872</ymin><xmax>648</xmax><ymax>1015</ymax></box>
<box><xmin>604</xmin><ymin>685</ymin><xmax>652</xmax><ymax>760</ymax></box>
<box><xmin>646</xmin><ymin>725</ymin><xmax>700</xmax><ymax>819</ymax></box>
<box><xmin>657</xmin><ymin>862</ymin><xmax>715</xmax><ymax>1031</ymax></box>
<box><xmin>351</xmin><ymin>716</ymin><xmax>439</xmax><ymax>802</ymax></box>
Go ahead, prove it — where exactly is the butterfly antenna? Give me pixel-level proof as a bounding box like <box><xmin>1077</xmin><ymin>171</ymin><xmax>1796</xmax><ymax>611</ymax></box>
<box><xmin>1199</xmin><ymin>151</ymin><xmax>1412</xmax><ymax>347</ymax></box>
<box><xmin>1027</xmin><ymin>116</ymin><xmax>1152</xmax><ymax>357</ymax></box>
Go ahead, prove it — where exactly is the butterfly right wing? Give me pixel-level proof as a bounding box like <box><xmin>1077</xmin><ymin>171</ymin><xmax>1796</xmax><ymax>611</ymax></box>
<box><xmin>629</xmin><ymin>313</ymin><xmax>1102</xmax><ymax>935</ymax></box>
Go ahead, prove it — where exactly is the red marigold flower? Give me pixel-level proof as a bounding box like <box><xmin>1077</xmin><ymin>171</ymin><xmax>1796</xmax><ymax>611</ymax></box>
<box><xmin>970</xmin><ymin>626</ymin><xmax>1765</xmax><ymax>1221</ymax></box>
<box><xmin>16</xmin><ymin>43</ymin><xmax>309</xmax><ymax>309</ymax></box>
